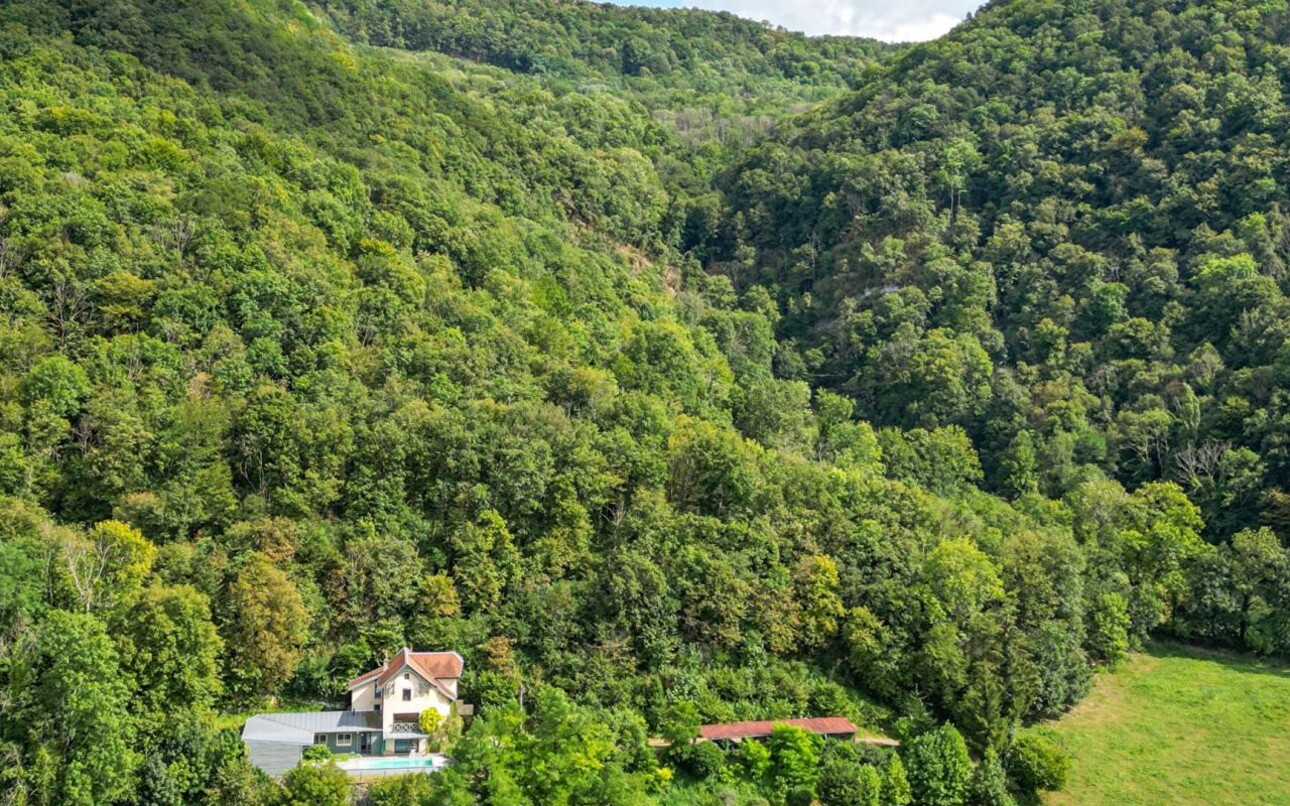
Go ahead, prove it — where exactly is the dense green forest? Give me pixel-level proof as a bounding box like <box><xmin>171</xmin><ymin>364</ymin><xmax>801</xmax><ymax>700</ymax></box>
<box><xmin>708</xmin><ymin>0</ymin><xmax>1290</xmax><ymax>646</ymax></box>
<box><xmin>0</xmin><ymin>0</ymin><xmax>1288</xmax><ymax>804</ymax></box>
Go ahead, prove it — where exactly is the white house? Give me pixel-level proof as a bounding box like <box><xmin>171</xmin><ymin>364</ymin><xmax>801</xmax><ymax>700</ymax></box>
<box><xmin>344</xmin><ymin>648</ymin><xmax>465</xmax><ymax>755</ymax></box>
<box><xmin>242</xmin><ymin>648</ymin><xmax>465</xmax><ymax>775</ymax></box>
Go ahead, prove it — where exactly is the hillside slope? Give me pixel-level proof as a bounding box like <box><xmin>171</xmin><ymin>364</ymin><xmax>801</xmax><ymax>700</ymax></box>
<box><xmin>0</xmin><ymin>1</ymin><xmax>1286</xmax><ymax>805</ymax></box>
<box><xmin>713</xmin><ymin>0</ymin><xmax>1290</xmax><ymax>548</ymax></box>
<box><xmin>315</xmin><ymin>0</ymin><xmax>884</xmax><ymax>84</ymax></box>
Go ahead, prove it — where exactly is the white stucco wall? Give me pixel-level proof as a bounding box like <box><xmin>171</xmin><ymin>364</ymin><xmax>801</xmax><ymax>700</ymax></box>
<box><xmin>379</xmin><ymin>671</ymin><xmax>454</xmax><ymax>735</ymax></box>
<box><xmin>350</xmin><ymin>680</ymin><xmax>376</xmax><ymax>711</ymax></box>
<box><xmin>438</xmin><ymin>677</ymin><xmax>458</xmax><ymax>699</ymax></box>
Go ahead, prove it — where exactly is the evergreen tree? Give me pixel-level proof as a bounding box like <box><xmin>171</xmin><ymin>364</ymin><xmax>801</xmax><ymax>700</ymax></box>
<box><xmin>906</xmin><ymin>725</ymin><xmax>973</xmax><ymax>806</ymax></box>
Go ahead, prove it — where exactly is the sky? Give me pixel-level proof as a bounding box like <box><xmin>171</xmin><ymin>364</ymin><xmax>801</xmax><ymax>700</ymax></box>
<box><xmin>611</xmin><ymin>0</ymin><xmax>983</xmax><ymax>42</ymax></box>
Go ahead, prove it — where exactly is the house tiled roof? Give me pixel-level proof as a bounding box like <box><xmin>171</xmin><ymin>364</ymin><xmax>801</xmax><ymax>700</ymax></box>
<box><xmin>698</xmin><ymin>716</ymin><xmax>858</xmax><ymax>742</ymax></box>
<box><xmin>346</xmin><ymin>667</ymin><xmax>382</xmax><ymax>688</ymax></box>
<box><xmin>384</xmin><ymin>648</ymin><xmax>463</xmax><ymax>687</ymax></box>
<box><xmin>345</xmin><ymin>648</ymin><xmax>463</xmax><ymax>693</ymax></box>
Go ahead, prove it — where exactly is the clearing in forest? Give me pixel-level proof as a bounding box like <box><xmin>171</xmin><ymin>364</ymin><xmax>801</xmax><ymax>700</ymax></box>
<box><xmin>1039</xmin><ymin>643</ymin><xmax>1290</xmax><ymax>806</ymax></box>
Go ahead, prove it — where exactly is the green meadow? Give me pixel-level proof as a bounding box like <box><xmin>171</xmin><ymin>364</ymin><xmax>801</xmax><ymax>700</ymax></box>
<box><xmin>1038</xmin><ymin>644</ymin><xmax>1290</xmax><ymax>806</ymax></box>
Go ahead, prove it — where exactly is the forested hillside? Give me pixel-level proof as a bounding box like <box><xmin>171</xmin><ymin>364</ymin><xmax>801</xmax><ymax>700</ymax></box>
<box><xmin>713</xmin><ymin>0</ymin><xmax>1290</xmax><ymax>536</ymax></box>
<box><xmin>0</xmin><ymin>0</ymin><xmax>1287</xmax><ymax>805</ymax></box>
<box><xmin>316</xmin><ymin>0</ymin><xmax>890</xmax><ymax>148</ymax></box>
<box><xmin>316</xmin><ymin>0</ymin><xmax>880</xmax><ymax>86</ymax></box>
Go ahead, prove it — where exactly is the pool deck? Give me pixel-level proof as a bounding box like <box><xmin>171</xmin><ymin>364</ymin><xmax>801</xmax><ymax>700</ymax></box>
<box><xmin>336</xmin><ymin>753</ymin><xmax>449</xmax><ymax>781</ymax></box>
<box><xmin>345</xmin><ymin>768</ymin><xmax>431</xmax><ymax>784</ymax></box>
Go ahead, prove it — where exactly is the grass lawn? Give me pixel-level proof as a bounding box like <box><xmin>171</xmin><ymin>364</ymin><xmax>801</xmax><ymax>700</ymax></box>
<box><xmin>1035</xmin><ymin>643</ymin><xmax>1290</xmax><ymax>806</ymax></box>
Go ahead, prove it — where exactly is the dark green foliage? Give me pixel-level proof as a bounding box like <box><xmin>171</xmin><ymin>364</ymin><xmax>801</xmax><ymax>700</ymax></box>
<box><xmin>0</xmin><ymin>0</ymin><xmax>1287</xmax><ymax>803</ymax></box>
<box><xmin>280</xmin><ymin>761</ymin><xmax>350</xmax><ymax>806</ymax></box>
<box><xmin>314</xmin><ymin>0</ymin><xmax>887</xmax><ymax>140</ymax></box>
<box><xmin>906</xmin><ymin>725</ymin><xmax>973</xmax><ymax>806</ymax></box>
<box><xmin>969</xmin><ymin>747</ymin><xmax>1014</xmax><ymax>806</ymax></box>
<box><xmin>321</xmin><ymin>0</ymin><xmax>879</xmax><ymax>77</ymax></box>
<box><xmin>113</xmin><ymin>584</ymin><xmax>223</xmax><ymax>720</ymax></box>
<box><xmin>817</xmin><ymin>742</ymin><xmax>882</xmax><ymax>806</ymax></box>
<box><xmin>659</xmin><ymin>702</ymin><xmax>703</xmax><ymax>745</ymax></box>
<box><xmin>367</xmin><ymin>773</ymin><xmax>436</xmax><ymax>806</ymax></box>
<box><xmin>733</xmin><ymin>739</ymin><xmax>772</xmax><ymax>787</ymax></box>
<box><xmin>1008</xmin><ymin>734</ymin><xmax>1070</xmax><ymax>794</ymax></box>
<box><xmin>1087</xmin><ymin>592</ymin><xmax>1131</xmax><ymax>665</ymax></box>
<box><xmin>785</xmin><ymin>788</ymin><xmax>815</xmax><ymax>806</ymax></box>
<box><xmin>7</xmin><ymin>610</ymin><xmax>139</xmax><ymax>805</ymax></box>
<box><xmin>710</xmin><ymin>0</ymin><xmax>1290</xmax><ymax>560</ymax></box>
<box><xmin>668</xmin><ymin>741</ymin><xmax>726</xmax><ymax>781</ymax></box>
<box><xmin>434</xmin><ymin>687</ymin><xmax>657</xmax><ymax>804</ymax></box>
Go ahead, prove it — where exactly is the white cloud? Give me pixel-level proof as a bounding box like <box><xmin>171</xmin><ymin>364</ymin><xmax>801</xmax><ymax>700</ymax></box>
<box><xmin>624</xmin><ymin>0</ymin><xmax>979</xmax><ymax>42</ymax></box>
<box><xmin>879</xmin><ymin>11</ymin><xmax>966</xmax><ymax>42</ymax></box>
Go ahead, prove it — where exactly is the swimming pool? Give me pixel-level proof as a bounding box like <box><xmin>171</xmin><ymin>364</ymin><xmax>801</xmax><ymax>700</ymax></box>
<box><xmin>337</xmin><ymin>755</ymin><xmax>443</xmax><ymax>772</ymax></box>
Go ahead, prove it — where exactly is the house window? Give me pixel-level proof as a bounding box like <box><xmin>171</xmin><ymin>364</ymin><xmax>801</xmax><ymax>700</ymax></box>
<box><xmin>314</xmin><ymin>734</ymin><xmax>326</xmax><ymax>745</ymax></box>
<box><xmin>404</xmin><ymin>673</ymin><xmax>410</xmax><ymax>680</ymax></box>
<box><xmin>336</xmin><ymin>733</ymin><xmax>352</xmax><ymax>747</ymax></box>
<box><xmin>402</xmin><ymin>689</ymin><xmax>412</xmax><ymax>701</ymax></box>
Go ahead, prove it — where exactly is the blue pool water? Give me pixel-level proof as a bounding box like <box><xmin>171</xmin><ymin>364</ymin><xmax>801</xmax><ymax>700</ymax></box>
<box><xmin>340</xmin><ymin>757</ymin><xmax>440</xmax><ymax>771</ymax></box>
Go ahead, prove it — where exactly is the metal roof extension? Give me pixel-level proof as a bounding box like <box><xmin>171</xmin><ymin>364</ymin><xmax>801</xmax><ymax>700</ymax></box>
<box><xmin>242</xmin><ymin>711</ymin><xmax>381</xmax><ymax>777</ymax></box>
